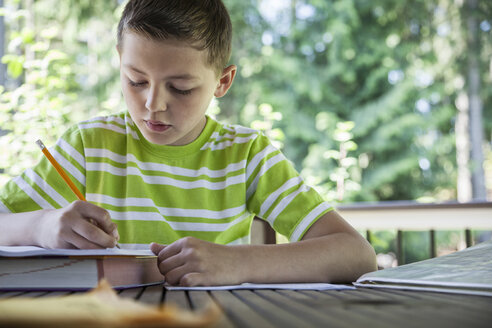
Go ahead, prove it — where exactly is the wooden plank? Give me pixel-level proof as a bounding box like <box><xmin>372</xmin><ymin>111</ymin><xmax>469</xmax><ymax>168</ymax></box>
<box><xmin>187</xmin><ymin>291</ymin><xmax>214</xmax><ymax>309</ymax></box>
<box><xmin>348</xmin><ymin>288</ymin><xmax>417</xmax><ymax>300</ymax></box>
<box><xmin>319</xmin><ymin>289</ymin><xmax>392</xmax><ymax>302</ymax></box>
<box><xmin>378</xmin><ymin>289</ymin><xmax>492</xmax><ymax>322</ymax></box>
<box><xmin>414</xmin><ymin>303</ymin><xmax>488</xmax><ymax>327</ymax></box>
<box><xmin>188</xmin><ymin>291</ymin><xmax>235</xmax><ymax>328</ymax></box>
<box><xmin>0</xmin><ymin>291</ymin><xmax>24</xmax><ymax>299</ymax></box>
<box><xmin>352</xmin><ymin>285</ymin><xmax>492</xmax><ymax>323</ymax></box>
<box><xmin>211</xmin><ymin>290</ymin><xmax>276</xmax><ymax>328</ymax></box>
<box><xmin>37</xmin><ymin>291</ymin><xmax>72</xmax><ymax>297</ymax></box>
<box><xmin>231</xmin><ymin>290</ymin><xmax>315</xmax><ymax>328</ymax></box>
<box><xmin>7</xmin><ymin>291</ymin><xmax>73</xmax><ymax>299</ymax></box>
<box><xmin>117</xmin><ymin>287</ymin><xmax>143</xmax><ymax>300</ymax></box>
<box><xmin>267</xmin><ymin>289</ymin><xmax>368</xmax><ymax>328</ymax></box>
<box><xmin>333</xmin><ymin>289</ymin><xmax>471</xmax><ymax>328</ymax></box>
<box><xmin>360</xmin><ymin>287</ymin><xmax>492</xmax><ymax>309</ymax></box>
<box><xmin>138</xmin><ymin>285</ymin><xmax>163</xmax><ymax>305</ymax></box>
<box><xmin>14</xmin><ymin>291</ymin><xmax>51</xmax><ymax>298</ymax></box>
<box><xmin>298</xmin><ymin>289</ymin><xmax>374</xmax><ymax>301</ymax></box>
<box><xmin>277</xmin><ymin>289</ymin><xmax>318</xmax><ymax>301</ymax></box>
<box><xmin>164</xmin><ymin>290</ymin><xmax>190</xmax><ymax>309</ymax></box>
<box><xmin>397</xmin><ymin>295</ymin><xmax>490</xmax><ymax>327</ymax></box>
<box><xmin>296</xmin><ymin>289</ymin><xmax>342</xmax><ymax>300</ymax></box>
<box><xmin>344</xmin><ymin>288</ymin><xmax>492</xmax><ymax>327</ymax></box>
<box><xmin>317</xmin><ymin>289</ymin><xmax>444</xmax><ymax>328</ymax></box>
<box><xmin>319</xmin><ymin>290</ymin><xmax>425</xmax><ymax>328</ymax></box>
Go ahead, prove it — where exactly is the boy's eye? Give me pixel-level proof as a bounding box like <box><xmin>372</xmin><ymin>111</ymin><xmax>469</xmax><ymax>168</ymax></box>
<box><xmin>128</xmin><ymin>80</ymin><xmax>147</xmax><ymax>87</ymax></box>
<box><xmin>171</xmin><ymin>86</ymin><xmax>192</xmax><ymax>96</ymax></box>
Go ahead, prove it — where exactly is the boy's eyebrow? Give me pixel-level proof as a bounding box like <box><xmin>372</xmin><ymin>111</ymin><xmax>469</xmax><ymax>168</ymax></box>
<box><xmin>124</xmin><ymin>64</ymin><xmax>199</xmax><ymax>81</ymax></box>
<box><xmin>125</xmin><ymin>64</ymin><xmax>147</xmax><ymax>75</ymax></box>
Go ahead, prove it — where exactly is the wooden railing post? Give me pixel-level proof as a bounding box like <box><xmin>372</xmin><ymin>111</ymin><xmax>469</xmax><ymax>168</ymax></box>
<box><xmin>465</xmin><ymin>229</ymin><xmax>473</xmax><ymax>248</ymax></box>
<box><xmin>396</xmin><ymin>230</ymin><xmax>404</xmax><ymax>265</ymax></box>
<box><xmin>429</xmin><ymin>229</ymin><xmax>436</xmax><ymax>258</ymax></box>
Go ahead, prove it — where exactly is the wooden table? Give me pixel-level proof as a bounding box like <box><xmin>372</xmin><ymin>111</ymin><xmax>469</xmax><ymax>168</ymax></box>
<box><xmin>1</xmin><ymin>285</ymin><xmax>491</xmax><ymax>327</ymax></box>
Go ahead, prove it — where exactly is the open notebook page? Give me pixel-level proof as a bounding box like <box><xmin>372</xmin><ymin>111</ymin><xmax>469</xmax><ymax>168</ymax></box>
<box><xmin>0</xmin><ymin>245</ymin><xmax>154</xmax><ymax>257</ymax></box>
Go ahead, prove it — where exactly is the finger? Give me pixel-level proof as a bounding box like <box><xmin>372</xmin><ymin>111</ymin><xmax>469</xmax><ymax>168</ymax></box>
<box><xmin>72</xmin><ymin>200</ymin><xmax>117</xmax><ymax>236</ymax></box>
<box><xmin>164</xmin><ymin>264</ymin><xmax>193</xmax><ymax>286</ymax></box>
<box><xmin>53</xmin><ymin>239</ymin><xmax>77</xmax><ymax>250</ymax></box>
<box><xmin>158</xmin><ymin>252</ymin><xmax>186</xmax><ymax>275</ymax></box>
<box><xmin>71</xmin><ymin>218</ymin><xmax>117</xmax><ymax>248</ymax></box>
<box><xmin>179</xmin><ymin>272</ymin><xmax>203</xmax><ymax>287</ymax></box>
<box><xmin>150</xmin><ymin>242</ymin><xmax>166</xmax><ymax>255</ymax></box>
<box><xmin>156</xmin><ymin>240</ymin><xmax>184</xmax><ymax>262</ymax></box>
<box><xmin>65</xmin><ymin>230</ymin><xmax>108</xmax><ymax>249</ymax></box>
<box><xmin>112</xmin><ymin>223</ymin><xmax>120</xmax><ymax>241</ymax></box>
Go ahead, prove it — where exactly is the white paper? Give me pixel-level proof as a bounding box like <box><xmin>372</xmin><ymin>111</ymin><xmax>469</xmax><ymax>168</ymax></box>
<box><xmin>165</xmin><ymin>282</ymin><xmax>355</xmax><ymax>291</ymax></box>
<box><xmin>0</xmin><ymin>245</ymin><xmax>154</xmax><ymax>257</ymax></box>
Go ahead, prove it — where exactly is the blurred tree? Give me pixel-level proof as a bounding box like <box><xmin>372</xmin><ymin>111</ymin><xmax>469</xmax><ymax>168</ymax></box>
<box><xmin>223</xmin><ymin>0</ymin><xmax>491</xmax><ymax>204</ymax></box>
<box><xmin>0</xmin><ymin>0</ymin><xmax>123</xmax><ymax>184</ymax></box>
<box><xmin>461</xmin><ymin>0</ymin><xmax>487</xmax><ymax>201</ymax></box>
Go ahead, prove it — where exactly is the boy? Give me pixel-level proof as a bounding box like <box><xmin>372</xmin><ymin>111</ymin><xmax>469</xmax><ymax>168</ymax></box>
<box><xmin>0</xmin><ymin>0</ymin><xmax>376</xmax><ymax>286</ymax></box>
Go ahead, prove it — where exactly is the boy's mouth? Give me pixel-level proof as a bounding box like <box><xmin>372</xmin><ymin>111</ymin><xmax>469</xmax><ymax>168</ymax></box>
<box><xmin>144</xmin><ymin>120</ymin><xmax>172</xmax><ymax>132</ymax></box>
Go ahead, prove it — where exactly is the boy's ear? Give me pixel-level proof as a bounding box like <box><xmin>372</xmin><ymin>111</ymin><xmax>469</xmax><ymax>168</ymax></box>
<box><xmin>214</xmin><ymin>65</ymin><xmax>237</xmax><ymax>98</ymax></box>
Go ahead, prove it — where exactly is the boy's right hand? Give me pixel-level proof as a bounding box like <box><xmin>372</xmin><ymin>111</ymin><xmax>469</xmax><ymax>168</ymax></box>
<box><xmin>36</xmin><ymin>200</ymin><xmax>119</xmax><ymax>249</ymax></box>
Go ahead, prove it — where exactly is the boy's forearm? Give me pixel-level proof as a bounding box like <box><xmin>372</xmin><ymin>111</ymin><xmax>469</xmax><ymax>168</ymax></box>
<box><xmin>0</xmin><ymin>211</ymin><xmax>46</xmax><ymax>246</ymax></box>
<box><xmin>234</xmin><ymin>232</ymin><xmax>377</xmax><ymax>284</ymax></box>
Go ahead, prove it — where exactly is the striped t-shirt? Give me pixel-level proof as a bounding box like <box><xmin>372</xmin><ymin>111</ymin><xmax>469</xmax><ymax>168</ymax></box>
<box><xmin>0</xmin><ymin>112</ymin><xmax>332</xmax><ymax>248</ymax></box>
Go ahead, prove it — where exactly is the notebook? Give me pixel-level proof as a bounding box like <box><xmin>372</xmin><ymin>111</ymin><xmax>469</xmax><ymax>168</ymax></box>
<box><xmin>354</xmin><ymin>240</ymin><xmax>492</xmax><ymax>297</ymax></box>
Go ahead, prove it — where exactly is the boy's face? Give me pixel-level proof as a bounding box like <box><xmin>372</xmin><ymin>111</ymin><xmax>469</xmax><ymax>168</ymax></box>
<box><xmin>118</xmin><ymin>32</ymin><xmax>227</xmax><ymax>146</ymax></box>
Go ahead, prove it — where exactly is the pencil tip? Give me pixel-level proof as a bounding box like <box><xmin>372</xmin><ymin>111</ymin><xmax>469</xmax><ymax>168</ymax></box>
<box><xmin>35</xmin><ymin>139</ymin><xmax>45</xmax><ymax>150</ymax></box>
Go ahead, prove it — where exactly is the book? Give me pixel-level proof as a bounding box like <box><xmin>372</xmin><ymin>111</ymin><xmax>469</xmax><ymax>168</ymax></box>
<box><xmin>354</xmin><ymin>240</ymin><xmax>492</xmax><ymax>297</ymax></box>
<box><xmin>0</xmin><ymin>279</ymin><xmax>221</xmax><ymax>327</ymax></box>
<box><xmin>0</xmin><ymin>246</ymin><xmax>165</xmax><ymax>291</ymax></box>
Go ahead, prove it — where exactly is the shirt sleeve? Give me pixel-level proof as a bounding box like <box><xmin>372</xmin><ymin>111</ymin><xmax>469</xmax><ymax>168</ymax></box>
<box><xmin>245</xmin><ymin>133</ymin><xmax>333</xmax><ymax>242</ymax></box>
<box><xmin>0</xmin><ymin>125</ymin><xmax>86</xmax><ymax>213</ymax></box>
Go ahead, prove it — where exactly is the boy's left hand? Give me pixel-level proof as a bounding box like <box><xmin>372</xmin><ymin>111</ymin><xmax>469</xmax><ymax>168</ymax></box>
<box><xmin>150</xmin><ymin>237</ymin><xmax>243</xmax><ymax>286</ymax></box>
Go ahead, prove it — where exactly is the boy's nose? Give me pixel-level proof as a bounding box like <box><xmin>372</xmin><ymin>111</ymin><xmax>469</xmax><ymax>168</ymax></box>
<box><xmin>145</xmin><ymin>85</ymin><xmax>168</xmax><ymax>112</ymax></box>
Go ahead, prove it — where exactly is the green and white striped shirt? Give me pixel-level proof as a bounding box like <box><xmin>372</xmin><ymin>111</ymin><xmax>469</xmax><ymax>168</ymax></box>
<box><xmin>0</xmin><ymin>112</ymin><xmax>332</xmax><ymax>248</ymax></box>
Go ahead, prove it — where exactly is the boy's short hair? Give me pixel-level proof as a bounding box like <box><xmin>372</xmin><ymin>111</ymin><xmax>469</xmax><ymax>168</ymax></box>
<box><xmin>117</xmin><ymin>0</ymin><xmax>232</xmax><ymax>75</ymax></box>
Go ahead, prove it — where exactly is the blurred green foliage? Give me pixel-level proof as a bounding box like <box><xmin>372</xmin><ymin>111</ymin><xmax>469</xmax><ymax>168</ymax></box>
<box><xmin>0</xmin><ymin>0</ymin><xmax>124</xmax><ymax>184</ymax></box>
<box><xmin>0</xmin><ymin>0</ymin><xmax>491</xmax><ymax>263</ymax></box>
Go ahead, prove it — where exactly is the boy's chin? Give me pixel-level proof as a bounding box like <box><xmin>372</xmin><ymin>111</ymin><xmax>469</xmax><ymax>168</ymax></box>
<box><xmin>145</xmin><ymin>135</ymin><xmax>175</xmax><ymax>146</ymax></box>
<box><xmin>142</xmin><ymin>131</ymin><xmax>189</xmax><ymax>146</ymax></box>
<box><xmin>139</xmin><ymin>129</ymin><xmax>171</xmax><ymax>145</ymax></box>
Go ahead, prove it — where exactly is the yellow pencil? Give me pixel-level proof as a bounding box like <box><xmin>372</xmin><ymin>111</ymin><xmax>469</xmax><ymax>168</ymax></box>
<box><xmin>35</xmin><ymin>139</ymin><xmax>120</xmax><ymax>248</ymax></box>
<box><xmin>36</xmin><ymin>140</ymin><xmax>86</xmax><ymax>201</ymax></box>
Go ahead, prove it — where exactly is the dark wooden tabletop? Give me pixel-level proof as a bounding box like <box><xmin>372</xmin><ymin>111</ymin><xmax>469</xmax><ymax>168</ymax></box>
<box><xmin>1</xmin><ymin>286</ymin><xmax>491</xmax><ymax>327</ymax></box>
